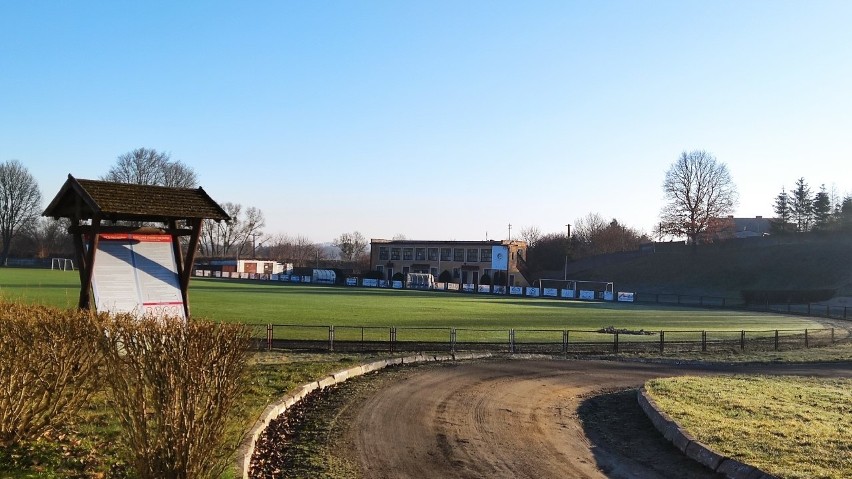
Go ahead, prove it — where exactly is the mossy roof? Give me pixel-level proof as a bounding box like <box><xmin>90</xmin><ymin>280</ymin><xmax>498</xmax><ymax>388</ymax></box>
<box><xmin>43</xmin><ymin>175</ymin><xmax>230</xmax><ymax>222</ymax></box>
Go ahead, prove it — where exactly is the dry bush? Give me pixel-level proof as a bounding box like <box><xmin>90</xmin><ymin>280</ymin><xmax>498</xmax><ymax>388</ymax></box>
<box><xmin>0</xmin><ymin>301</ymin><xmax>104</xmax><ymax>447</ymax></box>
<box><xmin>99</xmin><ymin>314</ymin><xmax>252</xmax><ymax>479</ymax></box>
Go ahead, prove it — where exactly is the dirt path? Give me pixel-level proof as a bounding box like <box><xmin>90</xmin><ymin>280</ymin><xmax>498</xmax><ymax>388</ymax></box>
<box><xmin>338</xmin><ymin>359</ymin><xmax>852</xmax><ymax>479</ymax></box>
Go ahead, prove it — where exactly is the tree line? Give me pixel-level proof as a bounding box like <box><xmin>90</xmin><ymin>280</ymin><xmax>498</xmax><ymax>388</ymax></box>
<box><xmin>772</xmin><ymin>178</ymin><xmax>852</xmax><ymax>233</ymax></box>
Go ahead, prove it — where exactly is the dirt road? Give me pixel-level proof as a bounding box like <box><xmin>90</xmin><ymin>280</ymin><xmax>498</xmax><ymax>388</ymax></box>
<box><xmin>340</xmin><ymin>359</ymin><xmax>852</xmax><ymax>479</ymax></box>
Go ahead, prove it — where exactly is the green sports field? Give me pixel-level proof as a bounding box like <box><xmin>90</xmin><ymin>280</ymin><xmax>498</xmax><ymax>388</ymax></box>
<box><xmin>0</xmin><ymin>268</ymin><xmax>824</xmax><ymax>334</ymax></box>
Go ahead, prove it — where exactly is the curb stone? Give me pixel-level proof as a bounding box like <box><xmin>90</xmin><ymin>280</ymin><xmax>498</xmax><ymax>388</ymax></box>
<box><xmin>238</xmin><ymin>352</ymin><xmax>492</xmax><ymax>478</ymax></box>
<box><xmin>637</xmin><ymin>387</ymin><xmax>778</xmax><ymax>479</ymax></box>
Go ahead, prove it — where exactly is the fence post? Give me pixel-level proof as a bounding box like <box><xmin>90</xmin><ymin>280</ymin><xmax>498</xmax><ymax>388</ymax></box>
<box><xmin>774</xmin><ymin>330</ymin><xmax>779</xmax><ymax>351</ymax></box>
<box><xmin>805</xmin><ymin>329</ymin><xmax>809</xmax><ymax>349</ymax></box>
<box><xmin>832</xmin><ymin>328</ymin><xmax>835</xmax><ymax>343</ymax></box>
<box><xmin>614</xmin><ymin>332</ymin><xmax>619</xmax><ymax>353</ymax></box>
<box><xmin>701</xmin><ymin>331</ymin><xmax>707</xmax><ymax>352</ymax></box>
<box><xmin>509</xmin><ymin>329</ymin><xmax>515</xmax><ymax>354</ymax></box>
<box><xmin>659</xmin><ymin>331</ymin><xmax>664</xmax><ymax>354</ymax></box>
<box><xmin>562</xmin><ymin>330</ymin><xmax>568</xmax><ymax>354</ymax></box>
<box><xmin>451</xmin><ymin>328</ymin><xmax>456</xmax><ymax>352</ymax></box>
<box><xmin>389</xmin><ymin>327</ymin><xmax>396</xmax><ymax>353</ymax></box>
<box><xmin>740</xmin><ymin>330</ymin><xmax>745</xmax><ymax>351</ymax></box>
<box><xmin>329</xmin><ymin>325</ymin><xmax>335</xmax><ymax>352</ymax></box>
<box><xmin>845</xmin><ymin>307</ymin><xmax>848</xmax><ymax>320</ymax></box>
<box><xmin>807</xmin><ymin>303</ymin><xmax>811</xmax><ymax>315</ymax></box>
<box><xmin>361</xmin><ymin>326</ymin><xmax>364</xmax><ymax>345</ymax></box>
<box><xmin>266</xmin><ymin>324</ymin><xmax>273</xmax><ymax>350</ymax></box>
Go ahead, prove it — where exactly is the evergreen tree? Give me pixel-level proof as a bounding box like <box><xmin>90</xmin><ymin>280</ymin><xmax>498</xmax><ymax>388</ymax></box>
<box><xmin>840</xmin><ymin>196</ymin><xmax>852</xmax><ymax>232</ymax></box>
<box><xmin>812</xmin><ymin>185</ymin><xmax>832</xmax><ymax>231</ymax></box>
<box><xmin>772</xmin><ymin>187</ymin><xmax>792</xmax><ymax>233</ymax></box>
<box><xmin>791</xmin><ymin>177</ymin><xmax>813</xmax><ymax>232</ymax></box>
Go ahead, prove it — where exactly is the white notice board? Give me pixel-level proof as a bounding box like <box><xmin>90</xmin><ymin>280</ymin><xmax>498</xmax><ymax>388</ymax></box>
<box><xmin>91</xmin><ymin>234</ymin><xmax>186</xmax><ymax>319</ymax></box>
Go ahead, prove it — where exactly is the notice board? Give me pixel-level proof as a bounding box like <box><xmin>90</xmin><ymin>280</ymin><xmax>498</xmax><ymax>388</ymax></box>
<box><xmin>90</xmin><ymin>233</ymin><xmax>186</xmax><ymax>319</ymax></box>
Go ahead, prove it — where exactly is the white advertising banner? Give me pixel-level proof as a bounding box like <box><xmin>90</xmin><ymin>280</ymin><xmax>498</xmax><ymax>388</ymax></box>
<box><xmin>579</xmin><ymin>290</ymin><xmax>596</xmax><ymax>300</ymax></box>
<box><xmin>526</xmin><ymin>287</ymin><xmax>540</xmax><ymax>297</ymax></box>
<box><xmin>603</xmin><ymin>291</ymin><xmax>614</xmax><ymax>301</ymax></box>
<box><xmin>346</xmin><ymin>277</ymin><xmax>357</xmax><ymax>286</ymax></box>
<box><xmin>91</xmin><ymin>234</ymin><xmax>185</xmax><ymax>319</ymax></box>
<box><xmin>510</xmin><ymin>286</ymin><xmax>523</xmax><ymax>295</ymax></box>
<box><xmin>491</xmin><ymin>245</ymin><xmax>509</xmax><ymax>270</ymax></box>
<box><xmin>447</xmin><ymin>283</ymin><xmax>460</xmax><ymax>291</ymax></box>
<box><xmin>463</xmin><ymin>284</ymin><xmax>475</xmax><ymax>292</ymax></box>
<box><xmin>543</xmin><ymin>288</ymin><xmax>558</xmax><ymax>297</ymax></box>
<box><xmin>363</xmin><ymin>278</ymin><xmax>378</xmax><ymax>287</ymax></box>
<box><xmin>392</xmin><ymin>280</ymin><xmax>403</xmax><ymax>289</ymax></box>
<box><xmin>493</xmin><ymin>285</ymin><xmax>507</xmax><ymax>295</ymax></box>
<box><xmin>478</xmin><ymin>285</ymin><xmax>491</xmax><ymax>293</ymax></box>
<box><xmin>561</xmin><ymin>289</ymin><xmax>575</xmax><ymax>299</ymax></box>
<box><xmin>617</xmin><ymin>292</ymin><xmax>635</xmax><ymax>302</ymax></box>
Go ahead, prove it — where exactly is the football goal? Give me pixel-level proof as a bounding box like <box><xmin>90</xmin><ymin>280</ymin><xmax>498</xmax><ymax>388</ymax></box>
<box><xmin>51</xmin><ymin>257</ymin><xmax>75</xmax><ymax>271</ymax></box>
<box><xmin>535</xmin><ymin>278</ymin><xmax>614</xmax><ymax>300</ymax></box>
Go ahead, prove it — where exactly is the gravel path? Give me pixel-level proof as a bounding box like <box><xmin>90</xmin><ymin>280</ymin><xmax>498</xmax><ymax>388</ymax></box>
<box><xmin>253</xmin><ymin>358</ymin><xmax>852</xmax><ymax>478</ymax></box>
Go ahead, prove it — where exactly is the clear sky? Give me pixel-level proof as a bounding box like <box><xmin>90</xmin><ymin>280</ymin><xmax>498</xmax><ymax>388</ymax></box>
<box><xmin>2</xmin><ymin>1</ymin><xmax>850</xmax><ymax>243</ymax></box>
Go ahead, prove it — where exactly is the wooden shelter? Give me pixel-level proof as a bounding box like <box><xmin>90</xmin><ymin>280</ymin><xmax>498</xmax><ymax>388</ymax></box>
<box><xmin>43</xmin><ymin>175</ymin><xmax>230</xmax><ymax>317</ymax></box>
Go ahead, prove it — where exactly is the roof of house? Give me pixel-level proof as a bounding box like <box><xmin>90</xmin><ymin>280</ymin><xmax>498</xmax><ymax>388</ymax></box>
<box><xmin>43</xmin><ymin>175</ymin><xmax>231</xmax><ymax>222</ymax></box>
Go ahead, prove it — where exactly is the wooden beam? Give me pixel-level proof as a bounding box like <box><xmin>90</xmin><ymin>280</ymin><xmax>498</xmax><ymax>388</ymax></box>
<box><xmin>179</xmin><ymin>218</ymin><xmax>203</xmax><ymax>318</ymax></box>
<box><xmin>78</xmin><ymin>216</ymin><xmax>101</xmax><ymax>310</ymax></box>
<box><xmin>69</xmin><ymin>224</ymin><xmax>195</xmax><ymax>236</ymax></box>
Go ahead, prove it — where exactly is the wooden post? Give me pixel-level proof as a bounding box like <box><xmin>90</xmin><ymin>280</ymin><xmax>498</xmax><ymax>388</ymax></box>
<box><xmin>77</xmin><ymin>216</ymin><xmax>101</xmax><ymax>310</ymax></box>
<box><xmin>741</xmin><ymin>330</ymin><xmax>745</xmax><ymax>350</ymax></box>
<box><xmin>266</xmin><ymin>324</ymin><xmax>272</xmax><ymax>350</ymax></box>
<box><xmin>805</xmin><ymin>329</ymin><xmax>809</xmax><ymax>348</ymax></box>
<box><xmin>659</xmin><ymin>331</ymin><xmax>664</xmax><ymax>354</ymax></box>
<box><xmin>329</xmin><ymin>325</ymin><xmax>335</xmax><ymax>352</ymax></box>
<box><xmin>701</xmin><ymin>330</ymin><xmax>707</xmax><ymax>352</ymax></box>
<box><xmin>614</xmin><ymin>332</ymin><xmax>619</xmax><ymax>353</ymax></box>
<box><xmin>775</xmin><ymin>330</ymin><xmax>779</xmax><ymax>351</ymax></box>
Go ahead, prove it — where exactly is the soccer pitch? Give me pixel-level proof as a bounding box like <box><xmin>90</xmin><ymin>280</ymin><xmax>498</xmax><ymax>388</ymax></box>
<box><xmin>0</xmin><ymin>269</ymin><xmax>823</xmax><ymax>332</ymax></box>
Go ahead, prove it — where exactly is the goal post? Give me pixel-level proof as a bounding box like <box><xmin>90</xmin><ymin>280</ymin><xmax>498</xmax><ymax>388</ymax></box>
<box><xmin>51</xmin><ymin>258</ymin><xmax>75</xmax><ymax>271</ymax></box>
<box><xmin>535</xmin><ymin>278</ymin><xmax>614</xmax><ymax>300</ymax></box>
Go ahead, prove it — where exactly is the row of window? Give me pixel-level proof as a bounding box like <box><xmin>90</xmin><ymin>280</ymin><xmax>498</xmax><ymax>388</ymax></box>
<box><xmin>378</xmin><ymin>247</ymin><xmax>494</xmax><ymax>263</ymax></box>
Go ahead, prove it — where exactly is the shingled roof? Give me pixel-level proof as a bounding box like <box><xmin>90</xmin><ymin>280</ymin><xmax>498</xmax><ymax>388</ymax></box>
<box><xmin>43</xmin><ymin>175</ymin><xmax>230</xmax><ymax>222</ymax></box>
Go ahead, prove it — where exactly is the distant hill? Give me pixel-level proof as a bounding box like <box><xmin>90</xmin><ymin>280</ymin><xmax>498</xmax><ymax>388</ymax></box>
<box><xmin>551</xmin><ymin>234</ymin><xmax>852</xmax><ymax>299</ymax></box>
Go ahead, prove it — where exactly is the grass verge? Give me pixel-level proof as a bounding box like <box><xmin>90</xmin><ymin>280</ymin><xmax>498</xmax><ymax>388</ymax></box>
<box><xmin>645</xmin><ymin>375</ymin><xmax>852</xmax><ymax>479</ymax></box>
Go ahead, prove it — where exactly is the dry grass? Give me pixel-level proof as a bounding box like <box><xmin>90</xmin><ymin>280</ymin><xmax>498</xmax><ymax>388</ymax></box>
<box><xmin>646</xmin><ymin>375</ymin><xmax>852</xmax><ymax>478</ymax></box>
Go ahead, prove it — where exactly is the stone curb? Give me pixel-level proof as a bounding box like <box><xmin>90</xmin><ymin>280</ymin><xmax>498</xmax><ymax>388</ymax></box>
<box><xmin>237</xmin><ymin>352</ymin><xmax>493</xmax><ymax>478</ymax></box>
<box><xmin>637</xmin><ymin>387</ymin><xmax>777</xmax><ymax>479</ymax></box>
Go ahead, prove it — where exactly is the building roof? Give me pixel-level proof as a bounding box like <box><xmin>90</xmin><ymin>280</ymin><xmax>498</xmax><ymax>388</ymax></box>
<box><xmin>43</xmin><ymin>175</ymin><xmax>231</xmax><ymax>223</ymax></box>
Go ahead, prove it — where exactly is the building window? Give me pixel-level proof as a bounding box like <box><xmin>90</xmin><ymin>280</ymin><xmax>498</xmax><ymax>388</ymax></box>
<box><xmin>441</xmin><ymin>248</ymin><xmax>452</xmax><ymax>261</ymax></box>
<box><xmin>430</xmin><ymin>267</ymin><xmax>438</xmax><ymax>277</ymax></box>
<box><xmin>376</xmin><ymin>265</ymin><xmax>384</xmax><ymax>273</ymax></box>
<box><xmin>453</xmin><ymin>268</ymin><xmax>460</xmax><ymax>278</ymax></box>
<box><xmin>403</xmin><ymin>248</ymin><xmax>413</xmax><ymax>260</ymax></box>
<box><xmin>467</xmin><ymin>249</ymin><xmax>478</xmax><ymax>262</ymax></box>
<box><xmin>428</xmin><ymin>248</ymin><xmax>439</xmax><ymax>261</ymax></box>
<box><xmin>415</xmin><ymin>247</ymin><xmax>426</xmax><ymax>261</ymax></box>
<box><xmin>480</xmin><ymin>248</ymin><xmax>492</xmax><ymax>262</ymax></box>
<box><xmin>379</xmin><ymin>247</ymin><xmax>389</xmax><ymax>261</ymax></box>
<box><xmin>453</xmin><ymin>248</ymin><xmax>465</xmax><ymax>262</ymax></box>
<box><xmin>391</xmin><ymin>248</ymin><xmax>400</xmax><ymax>260</ymax></box>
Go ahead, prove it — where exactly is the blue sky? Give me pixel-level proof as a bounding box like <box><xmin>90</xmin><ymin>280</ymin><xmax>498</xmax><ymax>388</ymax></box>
<box><xmin>2</xmin><ymin>1</ymin><xmax>850</xmax><ymax>242</ymax></box>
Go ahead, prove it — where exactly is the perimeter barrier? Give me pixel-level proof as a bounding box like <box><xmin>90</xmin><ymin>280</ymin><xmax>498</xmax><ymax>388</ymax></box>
<box><xmin>248</xmin><ymin>324</ymin><xmax>840</xmax><ymax>355</ymax></box>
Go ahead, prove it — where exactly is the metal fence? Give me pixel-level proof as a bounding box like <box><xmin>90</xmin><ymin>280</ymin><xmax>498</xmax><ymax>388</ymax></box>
<box><xmin>632</xmin><ymin>292</ymin><xmax>851</xmax><ymax>321</ymax></box>
<box><xmin>247</xmin><ymin>324</ymin><xmax>839</xmax><ymax>355</ymax></box>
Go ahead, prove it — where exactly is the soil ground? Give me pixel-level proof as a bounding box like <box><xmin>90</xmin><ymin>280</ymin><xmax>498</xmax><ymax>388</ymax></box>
<box><xmin>252</xmin><ymin>358</ymin><xmax>852</xmax><ymax>478</ymax></box>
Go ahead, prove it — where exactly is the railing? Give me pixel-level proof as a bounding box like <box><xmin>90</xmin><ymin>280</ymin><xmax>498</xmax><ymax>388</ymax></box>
<box><xmin>632</xmin><ymin>292</ymin><xmax>851</xmax><ymax>321</ymax></box>
<box><xmin>247</xmin><ymin>324</ymin><xmax>841</xmax><ymax>355</ymax></box>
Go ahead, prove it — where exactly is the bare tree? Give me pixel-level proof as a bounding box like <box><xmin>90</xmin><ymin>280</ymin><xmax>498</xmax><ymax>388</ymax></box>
<box><xmin>520</xmin><ymin>226</ymin><xmax>542</xmax><ymax>248</ymax></box>
<box><xmin>102</xmin><ymin>148</ymin><xmax>197</xmax><ymax>188</ymax></box>
<box><xmin>0</xmin><ymin>160</ymin><xmax>42</xmax><ymax>265</ymax></box>
<box><xmin>334</xmin><ymin>231</ymin><xmax>367</xmax><ymax>261</ymax></box>
<box><xmin>15</xmin><ymin>217</ymin><xmax>73</xmax><ymax>259</ymax></box>
<box><xmin>659</xmin><ymin>150</ymin><xmax>738</xmax><ymax>248</ymax></box>
<box><xmin>200</xmin><ymin>202</ymin><xmax>265</xmax><ymax>259</ymax></box>
<box><xmin>572</xmin><ymin>212</ymin><xmax>647</xmax><ymax>257</ymax></box>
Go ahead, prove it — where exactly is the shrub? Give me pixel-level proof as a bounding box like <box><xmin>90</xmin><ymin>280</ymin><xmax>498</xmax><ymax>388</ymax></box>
<box><xmin>98</xmin><ymin>315</ymin><xmax>252</xmax><ymax>479</ymax></box>
<box><xmin>364</xmin><ymin>270</ymin><xmax>384</xmax><ymax>280</ymax></box>
<box><xmin>438</xmin><ymin>270</ymin><xmax>452</xmax><ymax>283</ymax></box>
<box><xmin>0</xmin><ymin>302</ymin><xmax>104</xmax><ymax>447</ymax></box>
<box><xmin>479</xmin><ymin>273</ymin><xmax>492</xmax><ymax>285</ymax></box>
<box><xmin>391</xmin><ymin>272</ymin><xmax>405</xmax><ymax>282</ymax></box>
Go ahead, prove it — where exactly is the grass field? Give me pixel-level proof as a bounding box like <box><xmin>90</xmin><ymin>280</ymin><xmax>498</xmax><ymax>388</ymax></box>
<box><xmin>646</xmin><ymin>376</ymin><xmax>852</xmax><ymax>479</ymax></box>
<box><xmin>0</xmin><ymin>268</ymin><xmax>826</xmax><ymax>335</ymax></box>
